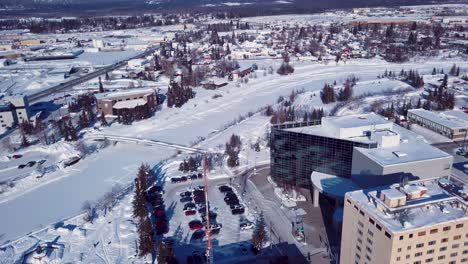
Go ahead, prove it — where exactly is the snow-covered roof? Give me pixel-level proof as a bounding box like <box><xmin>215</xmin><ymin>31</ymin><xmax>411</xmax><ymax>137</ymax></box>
<box><xmin>113</xmin><ymin>99</ymin><xmax>147</xmax><ymax>109</ymax></box>
<box><xmin>408</xmin><ymin>109</ymin><xmax>468</xmax><ymax>130</ymax></box>
<box><xmin>347</xmin><ymin>178</ymin><xmax>468</xmax><ymax>233</ymax></box>
<box><xmin>354</xmin><ymin>138</ymin><xmax>451</xmax><ymax>167</ymax></box>
<box><xmin>311</xmin><ymin>171</ymin><xmax>360</xmax><ymax>199</ymax></box>
<box><xmin>95</xmin><ymin>88</ymin><xmax>154</xmax><ymax>100</ymax></box>
<box><xmin>283</xmin><ymin>113</ymin><xmax>393</xmax><ymax>143</ymax></box>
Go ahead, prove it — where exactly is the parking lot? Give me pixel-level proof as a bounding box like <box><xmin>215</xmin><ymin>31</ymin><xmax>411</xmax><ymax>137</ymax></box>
<box><xmin>145</xmin><ymin>170</ymin><xmax>258</xmax><ymax>263</ymax></box>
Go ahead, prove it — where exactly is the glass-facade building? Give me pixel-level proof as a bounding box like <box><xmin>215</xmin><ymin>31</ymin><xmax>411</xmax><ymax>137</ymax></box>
<box><xmin>270</xmin><ymin>121</ymin><xmax>377</xmax><ymax>189</ymax></box>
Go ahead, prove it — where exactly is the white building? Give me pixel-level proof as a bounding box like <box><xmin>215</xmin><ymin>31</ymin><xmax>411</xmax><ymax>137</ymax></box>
<box><xmin>0</xmin><ymin>94</ymin><xmax>30</xmax><ymax>129</ymax></box>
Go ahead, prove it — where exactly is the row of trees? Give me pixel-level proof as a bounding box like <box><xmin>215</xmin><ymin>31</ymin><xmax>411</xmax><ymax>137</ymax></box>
<box><xmin>166</xmin><ymin>81</ymin><xmax>194</xmax><ymax>108</ymax></box>
<box><xmin>132</xmin><ymin>164</ymin><xmax>156</xmax><ymax>258</ymax></box>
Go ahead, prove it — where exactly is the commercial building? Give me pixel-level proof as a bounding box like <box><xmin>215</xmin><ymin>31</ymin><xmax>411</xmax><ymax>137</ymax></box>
<box><xmin>271</xmin><ymin>113</ymin><xmax>453</xmax><ymax>208</ymax></box>
<box><xmin>0</xmin><ymin>94</ymin><xmax>30</xmax><ymax>129</ymax></box>
<box><xmin>408</xmin><ymin>109</ymin><xmax>468</xmax><ymax>141</ymax></box>
<box><xmin>96</xmin><ymin>88</ymin><xmax>156</xmax><ymax>116</ymax></box>
<box><xmin>341</xmin><ymin>178</ymin><xmax>468</xmax><ymax>264</ymax></box>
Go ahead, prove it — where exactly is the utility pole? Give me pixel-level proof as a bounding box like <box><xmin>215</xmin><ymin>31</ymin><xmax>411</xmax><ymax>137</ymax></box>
<box><xmin>203</xmin><ymin>156</ymin><xmax>213</xmax><ymax>264</ymax></box>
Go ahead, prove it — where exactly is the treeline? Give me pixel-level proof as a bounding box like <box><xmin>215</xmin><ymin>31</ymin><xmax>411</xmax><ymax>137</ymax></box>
<box><xmin>0</xmin><ymin>15</ymin><xmax>181</xmax><ymax>33</ymax></box>
<box><xmin>321</xmin><ymin>77</ymin><xmax>357</xmax><ymax>104</ymax></box>
<box><xmin>166</xmin><ymin>81</ymin><xmax>193</xmax><ymax>108</ymax></box>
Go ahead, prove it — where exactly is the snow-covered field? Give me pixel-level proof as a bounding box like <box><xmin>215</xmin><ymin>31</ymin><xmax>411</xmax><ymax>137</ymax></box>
<box><xmin>1</xmin><ymin>55</ymin><xmax>468</xmax><ymax>261</ymax></box>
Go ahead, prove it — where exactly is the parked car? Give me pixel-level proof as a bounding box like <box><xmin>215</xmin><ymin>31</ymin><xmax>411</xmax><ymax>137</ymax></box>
<box><xmin>184</xmin><ymin>202</ymin><xmax>196</xmax><ymax>211</ymax></box>
<box><xmin>171</xmin><ymin>177</ymin><xmax>181</xmax><ymax>183</ymax></box>
<box><xmin>189</xmin><ymin>220</ymin><xmax>204</xmax><ymax>230</ymax></box>
<box><xmin>180</xmin><ymin>176</ymin><xmax>188</xmax><ymax>182</ymax></box>
<box><xmin>195</xmin><ymin>185</ymin><xmax>204</xmax><ymax>191</ymax></box>
<box><xmin>180</xmin><ymin>196</ymin><xmax>193</xmax><ymax>203</ymax></box>
<box><xmin>232</xmin><ymin>207</ymin><xmax>245</xmax><ymax>215</ymax></box>
<box><xmin>184</xmin><ymin>209</ymin><xmax>196</xmax><ymax>216</ymax></box>
<box><xmin>240</xmin><ymin>221</ymin><xmax>254</xmax><ymax>230</ymax></box>
<box><xmin>64</xmin><ymin>156</ymin><xmax>81</xmax><ymax>167</ymax></box>
<box><xmin>180</xmin><ymin>191</ymin><xmax>192</xmax><ymax>198</ymax></box>
<box><xmin>191</xmin><ymin>230</ymin><xmax>205</xmax><ymax>240</ymax></box>
<box><xmin>218</xmin><ymin>185</ymin><xmax>232</xmax><ymax>193</ymax></box>
<box><xmin>208</xmin><ymin>223</ymin><xmax>222</xmax><ymax>234</ymax></box>
<box><xmin>12</xmin><ymin>154</ymin><xmax>23</xmax><ymax>159</ymax></box>
<box><xmin>189</xmin><ymin>174</ymin><xmax>197</xmax><ymax>180</ymax></box>
<box><xmin>147</xmin><ymin>185</ymin><xmax>164</xmax><ymax>195</ymax></box>
<box><xmin>18</xmin><ymin>164</ymin><xmax>26</xmax><ymax>169</ymax></box>
<box><xmin>38</xmin><ymin>159</ymin><xmax>47</xmax><ymax>165</ymax></box>
<box><xmin>197</xmin><ymin>173</ymin><xmax>203</xmax><ymax>179</ymax></box>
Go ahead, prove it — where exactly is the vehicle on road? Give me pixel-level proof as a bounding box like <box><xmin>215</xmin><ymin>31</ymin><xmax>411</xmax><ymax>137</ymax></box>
<box><xmin>12</xmin><ymin>154</ymin><xmax>23</xmax><ymax>159</ymax></box>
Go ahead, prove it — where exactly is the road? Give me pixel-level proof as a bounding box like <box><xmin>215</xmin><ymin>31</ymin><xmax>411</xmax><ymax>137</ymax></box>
<box><xmin>235</xmin><ymin>165</ymin><xmax>328</xmax><ymax>263</ymax></box>
<box><xmin>27</xmin><ymin>46</ymin><xmax>160</xmax><ymax>103</ymax></box>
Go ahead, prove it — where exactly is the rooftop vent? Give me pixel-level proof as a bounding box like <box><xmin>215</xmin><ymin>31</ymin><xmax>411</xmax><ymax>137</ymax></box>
<box><xmin>393</xmin><ymin>151</ymin><xmax>407</xmax><ymax>158</ymax></box>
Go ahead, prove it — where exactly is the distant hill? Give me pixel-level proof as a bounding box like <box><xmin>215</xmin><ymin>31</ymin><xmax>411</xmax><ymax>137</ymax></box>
<box><xmin>0</xmin><ymin>0</ymin><xmax>460</xmax><ymax>16</ymax></box>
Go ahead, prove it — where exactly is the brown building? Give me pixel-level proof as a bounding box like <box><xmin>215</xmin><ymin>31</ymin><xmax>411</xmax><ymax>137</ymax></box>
<box><xmin>96</xmin><ymin>88</ymin><xmax>156</xmax><ymax>116</ymax></box>
<box><xmin>341</xmin><ymin>178</ymin><xmax>468</xmax><ymax>264</ymax></box>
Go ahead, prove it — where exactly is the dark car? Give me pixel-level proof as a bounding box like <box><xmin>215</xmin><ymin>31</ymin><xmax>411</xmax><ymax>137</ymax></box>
<box><xmin>171</xmin><ymin>177</ymin><xmax>181</xmax><ymax>183</ymax></box>
<box><xmin>180</xmin><ymin>176</ymin><xmax>188</xmax><ymax>182</ymax></box>
<box><xmin>191</xmin><ymin>230</ymin><xmax>205</xmax><ymax>240</ymax></box>
<box><xmin>18</xmin><ymin>164</ymin><xmax>26</xmax><ymax>169</ymax></box>
<box><xmin>150</xmin><ymin>199</ymin><xmax>164</xmax><ymax>207</ymax></box>
<box><xmin>197</xmin><ymin>173</ymin><xmax>203</xmax><ymax>179</ymax></box>
<box><xmin>194</xmin><ymin>196</ymin><xmax>205</xmax><ymax>203</ymax></box>
<box><xmin>208</xmin><ymin>223</ymin><xmax>222</xmax><ymax>234</ymax></box>
<box><xmin>193</xmin><ymin>189</ymin><xmax>204</xmax><ymax>196</ymax></box>
<box><xmin>232</xmin><ymin>207</ymin><xmax>245</xmax><ymax>215</ymax></box>
<box><xmin>180</xmin><ymin>191</ymin><xmax>192</xmax><ymax>198</ymax></box>
<box><xmin>38</xmin><ymin>159</ymin><xmax>47</xmax><ymax>165</ymax></box>
<box><xmin>184</xmin><ymin>202</ymin><xmax>196</xmax><ymax>211</ymax></box>
<box><xmin>147</xmin><ymin>185</ymin><xmax>164</xmax><ymax>195</ymax></box>
<box><xmin>189</xmin><ymin>174</ymin><xmax>198</xmax><ymax>180</ymax></box>
<box><xmin>229</xmin><ymin>202</ymin><xmax>242</xmax><ymax>209</ymax></box>
<box><xmin>180</xmin><ymin>196</ymin><xmax>193</xmax><ymax>203</ymax></box>
<box><xmin>201</xmin><ymin>212</ymin><xmax>217</xmax><ymax>223</ymax></box>
<box><xmin>218</xmin><ymin>185</ymin><xmax>232</xmax><ymax>193</ymax></box>
<box><xmin>185</xmin><ymin>209</ymin><xmax>197</xmax><ymax>216</ymax></box>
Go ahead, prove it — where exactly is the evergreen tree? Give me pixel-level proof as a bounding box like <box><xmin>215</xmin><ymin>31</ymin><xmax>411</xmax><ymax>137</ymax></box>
<box><xmin>133</xmin><ymin>164</ymin><xmax>149</xmax><ymax>219</ymax></box>
<box><xmin>157</xmin><ymin>241</ymin><xmax>176</xmax><ymax>264</ymax></box>
<box><xmin>432</xmin><ymin>68</ymin><xmax>436</xmax><ymax>75</ymax></box>
<box><xmin>138</xmin><ymin>216</ymin><xmax>155</xmax><ymax>257</ymax></box>
<box><xmin>252</xmin><ymin>212</ymin><xmax>267</xmax><ymax>252</ymax></box>
<box><xmin>99</xmin><ymin>77</ymin><xmax>104</xmax><ymax>93</ymax></box>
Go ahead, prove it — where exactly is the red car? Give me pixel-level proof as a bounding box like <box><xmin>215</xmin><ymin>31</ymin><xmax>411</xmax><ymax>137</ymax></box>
<box><xmin>185</xmin><ymin>209</ymin><xmax>196</xmax><ymax>216</ymax></box>
<box><xmin>12</xmin><ymin>154</ymin><xmax>22</xmax><ymax>159</ymax></box>
<box><xmin>189</xmin><ymin>220</ymin><xmax>204</xmax><ymax>230</ymax></box>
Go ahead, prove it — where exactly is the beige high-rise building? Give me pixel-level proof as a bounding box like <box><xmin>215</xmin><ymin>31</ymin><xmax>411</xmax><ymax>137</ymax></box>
<box><xmin>341</xmin><ymin>178</ymin><xmax>468</xmax><ymax>264</ymax></box>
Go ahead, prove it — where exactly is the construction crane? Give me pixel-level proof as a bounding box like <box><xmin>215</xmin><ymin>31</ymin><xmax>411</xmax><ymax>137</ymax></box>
<box><xmin>202</xmin><ymin>156</ymin><xmax>213</xmax><ymax>263</ymax></box>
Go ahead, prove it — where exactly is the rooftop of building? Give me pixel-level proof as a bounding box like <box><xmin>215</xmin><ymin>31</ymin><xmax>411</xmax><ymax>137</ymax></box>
<box><xmin>346</xmin><ymin>178</ymin><xmax>468</xmax><ymax>233</ymax></box>
<box><xmin>283</xmin><ymin>113</ymin><xmax>391</xmax><ymax>144</ymax></box>
<box><xmin>95</xmin><ymin>88</ymin><xmax>155</xmax><ymax>101</ymax></box>
<box><xmin>113</xmin><ymin>99</ymin><xmax>147</xmax><ymax>109</ymax></box>
<box><xmin>408</xmin><ymin>108</ymin><xmax>468</xmax><ymax>129</ymax></box>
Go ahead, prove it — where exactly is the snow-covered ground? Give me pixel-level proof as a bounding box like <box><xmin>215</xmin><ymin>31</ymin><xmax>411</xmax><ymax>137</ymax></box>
<box><xmin>1</xmin><ymin>55</ymin><xmax>468</xmax><ymax>261</ymax></box>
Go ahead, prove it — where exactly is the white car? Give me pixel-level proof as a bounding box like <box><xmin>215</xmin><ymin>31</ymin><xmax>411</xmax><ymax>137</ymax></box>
<box><xmin>240</xmin><ymin>221</ymin><xmax>254</xmax><ymax>231</ymax></box>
